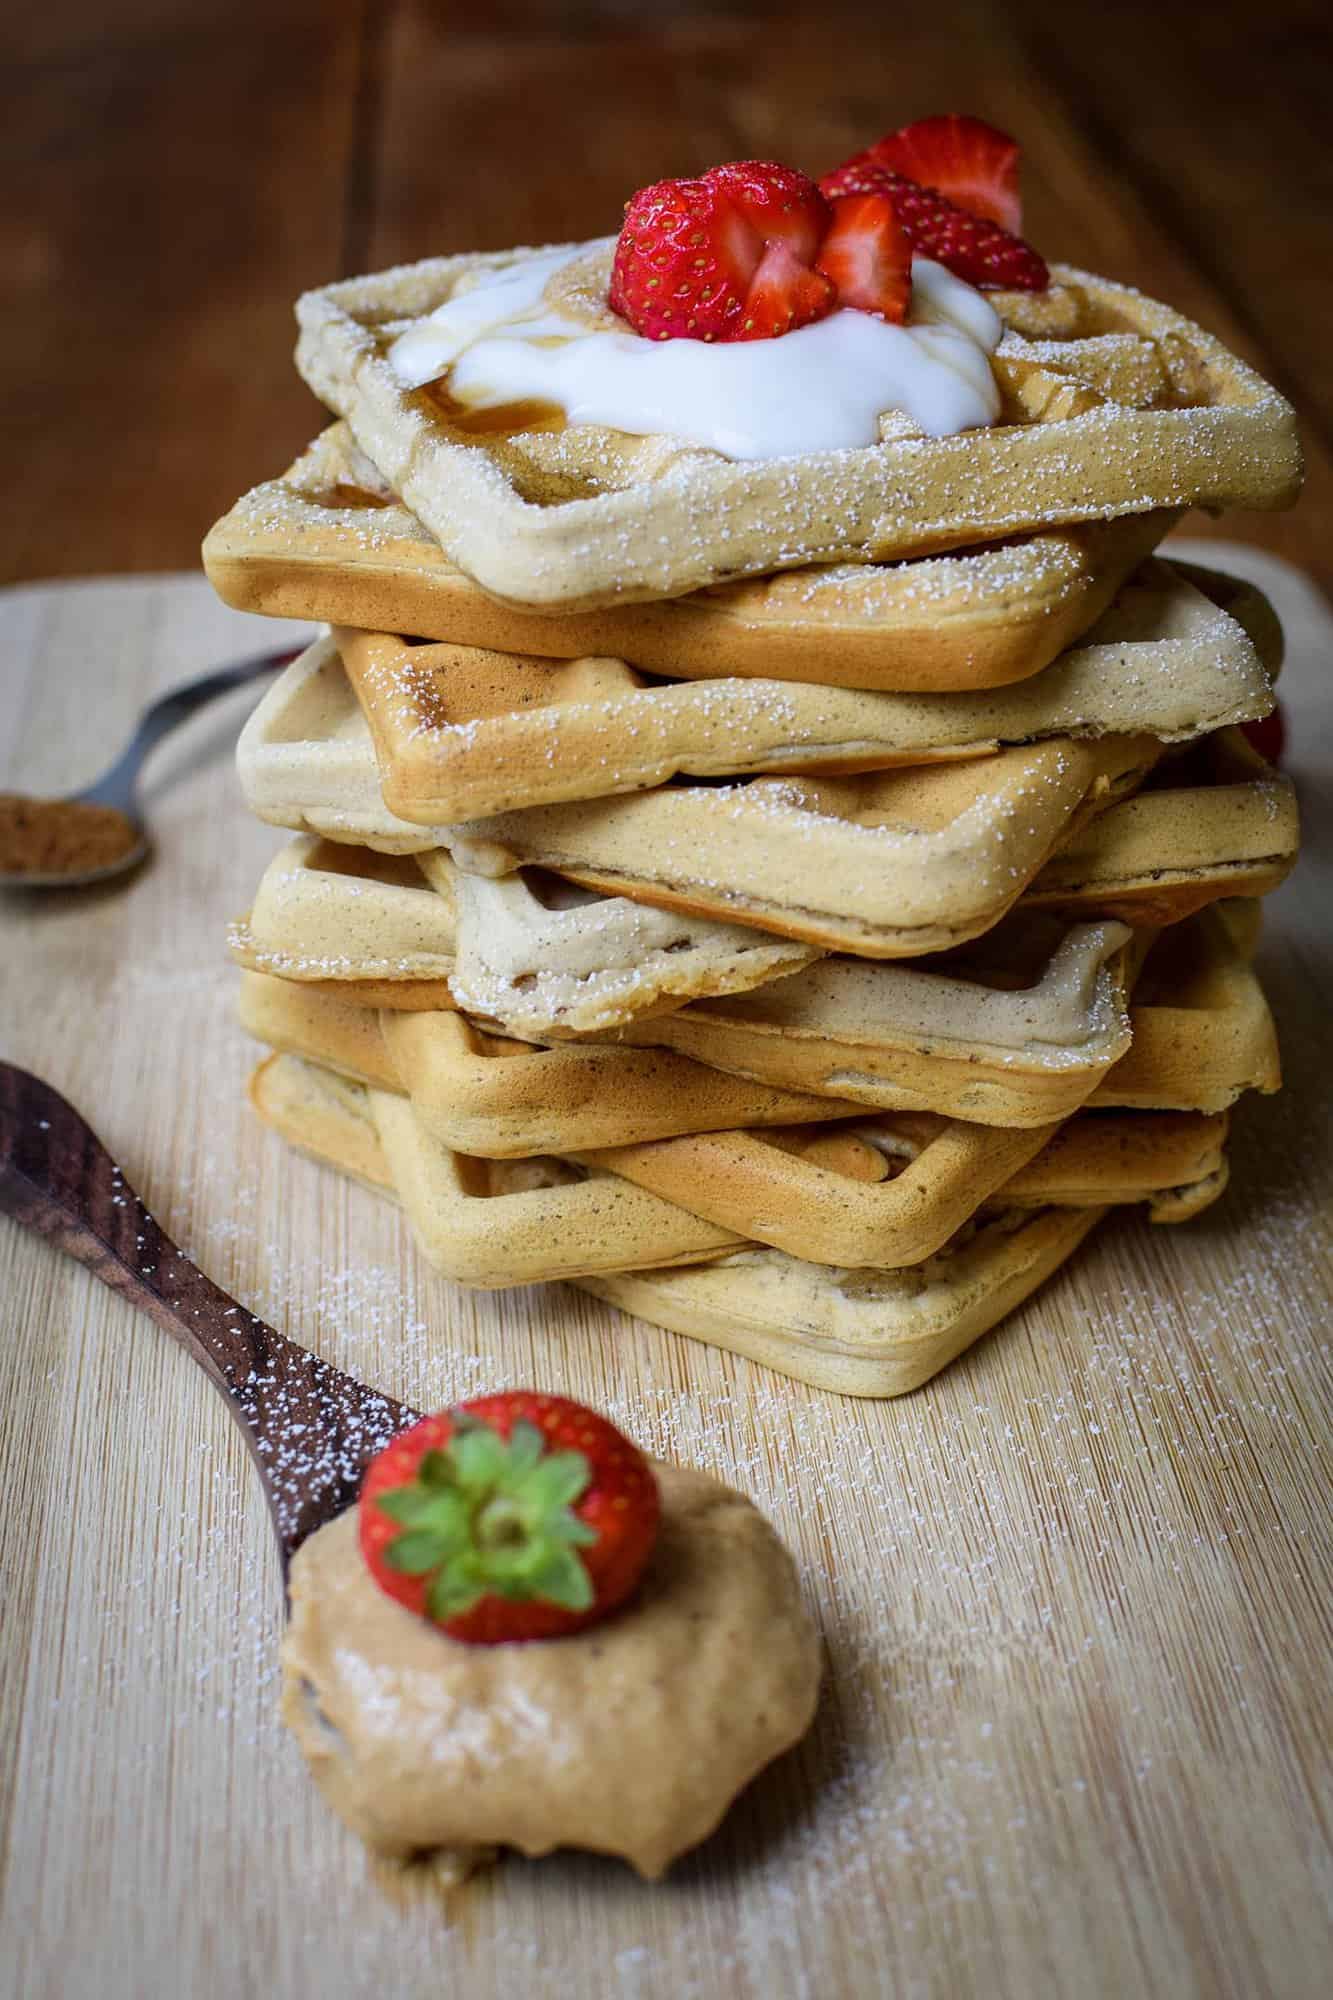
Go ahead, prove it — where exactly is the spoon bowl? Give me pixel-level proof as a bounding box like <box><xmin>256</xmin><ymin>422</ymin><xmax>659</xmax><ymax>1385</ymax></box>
<box><xmin>2</xmin><ymin>646</ymin><xmax>300</xmax><ymax>890</ymax></box>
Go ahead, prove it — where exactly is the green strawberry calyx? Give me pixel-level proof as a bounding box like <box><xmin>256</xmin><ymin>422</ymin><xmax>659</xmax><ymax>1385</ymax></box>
<box><xmin>376</xmin><ymin>1415</ymin><xmax>598</xmax><ymax>1622</ymax></box>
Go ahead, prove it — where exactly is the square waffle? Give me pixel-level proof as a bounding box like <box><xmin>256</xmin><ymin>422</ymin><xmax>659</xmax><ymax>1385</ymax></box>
<box><xmin>239</xmin><ymin>909</ymin><xmax>1142</xmax><ymax>1138</ymax></box>
<box><xmin>574</xmin><ymin>1221</ymin><xmax>1105</xmax><ymax>1399</ymax></box>
<box><xmin>292</xmin><ymin>242</ymin><xmax>1299</xmax><ymax>608</ymax></box>
<box><xmin>249</xmin><ymin>1052</ymin><xmax>741</xmax><ymax>1283</ymax></box>
<box><xmin>238</xmin><ymin>972</ymin><xmax>854</xmax><ymax>1155</ymax></box>
<box><xmin>238</xmin><ymin>662</ymin><xmax>1161</xmax><ymax>958</ymax></box>
<box><xmin>203</xmin><ymin>424</ymin><xmax>1179</xmax><ymax>692</ymax></box>
<box><xmin>1093</xmin><ymin>900</ymin><xmax>1281</xmax><ymax>1112</ymax></box>
<box><xmin>621</xmin><ymin>902</ymin><xmax>1277</xmax><ymax>1124</ymax></box>
<box><xmin>237</xmin><ymin>650</ymin><xmax>1293</xmax><ymax>954</ymax></box>
<box><xmin>1024</xmin><ymin>726</ymin><xmax>1299</xmax><ymax>924</ymax></box>
<box><xmin>577</xmin><ymin>1107</ymin><xmax>1229</xmax><ymax>1264</ymax></box>
<box><xmin>249</xmin><ymin>1053</ymin><xmax>1224</xmax><ymax>1396</ymax></box>
<box><xmin>249</xmin><ymin>1048</ymin><xmax>1106</xmax><ymax>1398</ymax></box>
<box><xmin>229</xmin><ymin>835</ymin><xmax>817</xmax><ymax>1040</ymax></box>
<box><xmin>431</xmin><ymin>740</ymin><xmax>1155</xmax><ymax>958</ymax></box>
<box><xmin>335</xmin><ymin>557</ymin><xmax>1273</xmax><ymax>823</ymax></box>
<box><xmin>252</xmin><ymin>1049</ymin><xmax>1226</xmax><ymax>1274</ymax></box>
<box><xmin>239</xmin><ymin>568</ymin><xmax>1274</xmax><ymax>838</ymax></box>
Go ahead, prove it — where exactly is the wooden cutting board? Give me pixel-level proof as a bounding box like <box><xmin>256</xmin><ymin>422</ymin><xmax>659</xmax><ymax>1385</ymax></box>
<box><xmin>1</xmin><ymin>545</ymin><xmax>1329</xmax><ymax>2000</ymax></box>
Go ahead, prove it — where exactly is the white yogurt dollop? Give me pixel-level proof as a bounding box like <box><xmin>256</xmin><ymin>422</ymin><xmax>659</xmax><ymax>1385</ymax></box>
<box><xmin>388</xmin><ymin>247</ymin><xmax>1003</xmax><ymax>459</ymax></box>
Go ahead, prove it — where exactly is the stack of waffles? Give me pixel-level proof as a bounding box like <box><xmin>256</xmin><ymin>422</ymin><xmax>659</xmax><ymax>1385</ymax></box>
<box><xmin>203</xmin><ymin>233</ymin><xmax>1301</xmax><ymax>1397</ymax></box>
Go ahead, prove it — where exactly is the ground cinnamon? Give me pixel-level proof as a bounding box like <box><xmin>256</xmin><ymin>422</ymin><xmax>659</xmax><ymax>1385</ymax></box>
<box><xmin>0</xmin><ymin>794</ymin><xmax>140</xmax><ymax>878</ymax></box>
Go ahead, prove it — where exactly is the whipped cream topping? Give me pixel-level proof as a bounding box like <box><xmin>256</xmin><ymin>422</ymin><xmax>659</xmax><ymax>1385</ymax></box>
<box><xmin>388</xmin><ymin>246</ymin><xmax>1003</xmax><ymax>458</ymax></box>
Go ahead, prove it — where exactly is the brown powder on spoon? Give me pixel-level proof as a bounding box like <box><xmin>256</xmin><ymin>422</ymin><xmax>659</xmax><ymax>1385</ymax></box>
<box><xmin>0</xmin><ymin>794</ymin><xmax>140</xmax><ymax>878</ymax></box>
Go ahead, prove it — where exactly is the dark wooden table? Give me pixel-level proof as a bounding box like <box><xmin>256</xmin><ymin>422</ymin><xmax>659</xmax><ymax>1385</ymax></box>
<box><xmin>4</xmin><ymin>0</ymin><xmax>1330</xmax><ymax>588</ymax></box>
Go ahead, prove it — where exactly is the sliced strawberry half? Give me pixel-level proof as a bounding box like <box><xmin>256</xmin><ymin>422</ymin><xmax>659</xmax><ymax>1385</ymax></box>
<box><xmin>609</xmin><ymin>160</ymin><xmax>836</xmax><ymax>342</ymax></box>
<box><xmin>820</xmin><ymin>156</ymin><xmax>1048</xmax><ymax>290</ymax></box>
<box><xmin>814</xmin><ymin>193</ymin><xmax>912</xmax><ymax>323</ymax></box>
<box><xmin>867</xmin><ymin>115</ymin><xmax>1023</xmax><ymax>232</ymax></box>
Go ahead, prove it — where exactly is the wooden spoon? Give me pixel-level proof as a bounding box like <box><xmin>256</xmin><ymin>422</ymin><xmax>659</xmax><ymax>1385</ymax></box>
<box><xmin>0</xmin><ymin>1060</ymin><xmax>417</xmax><ymax>1571</ymax></box>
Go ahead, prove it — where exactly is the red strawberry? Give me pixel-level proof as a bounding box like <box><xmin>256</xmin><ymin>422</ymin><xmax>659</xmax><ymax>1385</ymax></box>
<box><xmin>866</xmin><ymin>115</ymin><xmax>1023</xmax><ymax>232</ymax></box>
<box><xmin>1241</xmin><ymin>704</ymin><xmax>1286</xmax><ymax>767</ymax></box>
<box><xmin>814</xmin><ymin>193</ymin><xmax>912</xmax><ymax>323</ymax></box>
<box><xmin>359</xmin><ymin>1392</ymin><xmax>660</xmax><ymax>1644</ymax></box>
<box><xmin>609</xmin><ymin>160</ymin><xmax>835</xmax><ymax>341</ymax></box>
<box><xmin>821</xmin><ymin>158</ymin><xmax>1048</xmax><ymax>291</ymax></box>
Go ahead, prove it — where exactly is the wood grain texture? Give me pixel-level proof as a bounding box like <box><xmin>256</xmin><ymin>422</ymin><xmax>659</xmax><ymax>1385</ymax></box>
<box><xmin>0</xmin><ymin>0</ymin><xmax>364</xmax><ymax>582</ymax></box>
<box><xmin>0</xmin><ymin>561</ymin><xmax>1330</xmax><ymax>1998</ymax></box>
<box><xmin>1</xmin><ymin>0</ymin><xmax>1330</xmax><ymax>586</ymax></box>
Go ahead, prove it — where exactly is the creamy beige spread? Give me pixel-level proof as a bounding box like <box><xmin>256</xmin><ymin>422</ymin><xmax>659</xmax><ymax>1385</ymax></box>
<box><xmin>281</xmin><ymin>1461</ymin><xmax>821</xmax><ymax>1879</ymax></box>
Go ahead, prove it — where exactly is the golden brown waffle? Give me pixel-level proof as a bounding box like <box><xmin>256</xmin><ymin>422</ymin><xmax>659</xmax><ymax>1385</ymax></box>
<box><xmin>239</xmin><ymin>971</ymin><xmax>858</xmax><ymax>1153</ymax></box>
<box><xmin>997</xmin><ymin>1109</ymin><xmax>1228</xmax><ymax>1223</ymax></box>
<box><xmin>239</xmin><ymin>667</ymin><xmax>1160</xmax><ymax>957</ymax></box>
<box><xmin>576</xmin><ymin>1106</ymin><xmax>1228</xmax><ymax>1264</ymax></box>
<box><xmin>432</xmin><ymin>738</ymin><xmax>1153</xmax><ymax>958</ymax></box>
<box><xmin>292</xmin><ymin>243</ymin><xmax>1300</xmax><ymax>608</ymax></box>
<box><xmin>239</xmin><ymin>580</ymin><xmax>1273</xmax><ymax>832</ymax></box>
<box><xmin>249</xmin><ymin>1046</ymin><xmax>1106</xmax><ymax>1394</ymax></box>
<box><xmin>573</xmin><ymin>1221</ymin><xmax>1105</xmax><ymax>1398</ymax></box>
<box><xmin>236</xmin><ymin>848</ymin><xmax>1278</xmax><ymax>1133</ymax></box>
<box><xmin>619</xmin><ymin>903</ymin><xmax>1277</xmax><ymax>1124</ymax></box>
<box><xmin>250</xmin><ymin>1052</ymin><xmax>741</xmax><ymax>1282</ymax></box>
<box><xmin>253</xmin><ymin>1046</ymin><xmax>1226</xmax><ymax>1273</ymax></box>
<box><xmin>336</xmin><ymin>558</ymin><xmax>1272</xmax><ymax>823</ymax></box>
<box><xmin>203</xmin><ymin>425</ymin><xmax>1179</xmax><ymax>691</ymax></box>
<box><xmin>229</xmin><ymin>835</ymin><xmax>817</xmax><ymax>1039</ymax></box>
<box><xmin>430</xmin><ymin>724</ymin><xmax>1293</xmax><ymax>952</ymax></box>
<box><xmin>1094</xmin><ymin>901</ymin><xmax>1280</xmax><ymax>1112</ymax></box>
<box><xmin>250</xmin><ymin>1052</ymin><xmax>1228</xmax><ymax>1396</ymax></box>
<box><xmin>228</xmin><ymin>839</ymin><xmax>458</xmax><ymax>1009</ymax></box>
<box><xmin>1024</xmin><ymin>727</ymin><xmax>1299</xmax><ymax>924</ymax></box>
<box><xmin>238</xmin><ymin>647</ymin><xmax>1294</xmax><ymax>952</ymax></box>
<box><xmin>239</xmin><ymin>910</ymin><xmax>1141</xmax><ymax>1138</ymax></box>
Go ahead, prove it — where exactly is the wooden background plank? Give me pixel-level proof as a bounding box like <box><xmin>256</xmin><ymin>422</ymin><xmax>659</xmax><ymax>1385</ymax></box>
<box><xmin>1</xmin><ymin>0</ymin><xmax>1328</xmax><ymax>585</ymax></box>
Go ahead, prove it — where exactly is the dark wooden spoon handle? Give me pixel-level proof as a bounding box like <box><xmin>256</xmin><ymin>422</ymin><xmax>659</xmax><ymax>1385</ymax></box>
<box><xmin>0</xmin><ymin>1061</ymin><xmax>416</xmax><ymax>1567</ymax></box>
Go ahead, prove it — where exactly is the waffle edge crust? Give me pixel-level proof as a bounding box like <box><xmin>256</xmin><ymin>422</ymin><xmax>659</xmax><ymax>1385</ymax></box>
<box><xmin>292</xmin><ymin>246</ymin><xmax>1301</xmax><ymax>609</ymax></box>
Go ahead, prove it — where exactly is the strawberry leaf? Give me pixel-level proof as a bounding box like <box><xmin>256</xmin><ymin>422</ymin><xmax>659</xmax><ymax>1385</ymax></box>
<box><xmin>383</xmin><ymin>1529</ymin><xmax>457</xmax><ymax>1577</ymax></box>
<box><xmin>377</xmin><ymin>1487</ymin><xmax>459</xmax><ymax>1531</ymax></box>
<box><xmin>521</xmin><ymin>1451</ymin><xmax>593</xmax><ymax>1512</ymax></box>
<box><xmin>375</xmin><ymin>1414</ymin><xmax>600</xmax><ymax>1621</ymax></box>
<box><xmin>449</xmin><ymin>1426</ymin><xmax>509</xmax><ymax>1492</ymax></box>
<box><xmin>505</xmin><ymin>1420</ymin><xmax>546</xmax><ymax>1479</ymax></box>
<box><xmin>426</xmin><ymin>1568</ymin><xmax>486</xmax><ymax>1622</ymax></box>
<box><xmin>526</xmin><ymin>1550</ymin><xmax>596</xmax><ymax>1613</ymax></box>
<box><xmin>552</xmin><ymin>1515</ymin><xmax>600</xmax><ymax>1547</ymax></box>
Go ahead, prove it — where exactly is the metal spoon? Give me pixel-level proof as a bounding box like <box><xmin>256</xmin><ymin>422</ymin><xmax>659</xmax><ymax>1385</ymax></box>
<box><xmin>0</xmin><ymin>1059</ymin><xmax>416</xmax><ymax>1570</ymax></box>
<box><xmin>2</xmin><ymin>645</ymin><xmax>300</xmax><ymax>890</ymax></box>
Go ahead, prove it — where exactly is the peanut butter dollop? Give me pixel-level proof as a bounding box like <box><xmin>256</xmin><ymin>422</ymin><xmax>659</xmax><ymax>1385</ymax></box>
<box><xmin>281</xmin><ymin>1460</ymin><xmax>820</xmax><ymax>1879</ymax></box>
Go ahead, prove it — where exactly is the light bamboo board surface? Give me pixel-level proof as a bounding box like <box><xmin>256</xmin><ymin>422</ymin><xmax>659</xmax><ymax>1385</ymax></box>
<box><xmin>1</xmin><ymin>548</ymin><xmax>1330</xmax><ymax>2000</ymax></box>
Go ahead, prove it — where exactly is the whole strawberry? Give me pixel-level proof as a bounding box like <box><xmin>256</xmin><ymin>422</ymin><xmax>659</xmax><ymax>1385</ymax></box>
<box><xmin>609</xmin><ymin>160</ymin><xmax>836</xmax><ymax>341</ymax></box>
<box><xmin>359</xmin><ymin>1392</ymin><xmax>661</xmax><ymax>1643</ymax></box>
